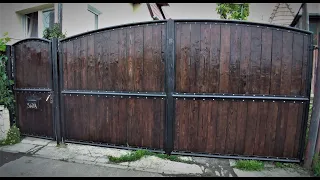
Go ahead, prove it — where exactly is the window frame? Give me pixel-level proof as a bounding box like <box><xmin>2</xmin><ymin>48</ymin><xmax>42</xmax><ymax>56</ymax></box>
<box><xmin>87</xmin><ymin>4</ymin><xmax>102</xmax><ymax>30</ymax></box>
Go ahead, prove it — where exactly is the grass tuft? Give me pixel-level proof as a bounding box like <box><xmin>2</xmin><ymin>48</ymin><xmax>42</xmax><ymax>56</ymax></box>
<box><xmin>234</xmin><ymin>160</ymin><xmax>264</xmax><ymax>171</ymax></box>
<box><xmin>108</xmin><ymin>149</ymin><xmax>193</xmax><ymax>164</ymax></box>
<box><xmin>313</xmin><ymin>155</ymin><xmax>320</xmax><ymax>177</ymax></box>
<box><xmin>274</xmin><ymin>162</ymin><xmax>295</xmax><ymax>169</ymax></box>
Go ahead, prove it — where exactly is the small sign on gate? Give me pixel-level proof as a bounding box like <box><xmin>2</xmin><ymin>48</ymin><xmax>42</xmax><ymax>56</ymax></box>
<box><xmin>26</xmin><ymin>96</ymin><xmax>41</xmax><ymax>110</ymax></box>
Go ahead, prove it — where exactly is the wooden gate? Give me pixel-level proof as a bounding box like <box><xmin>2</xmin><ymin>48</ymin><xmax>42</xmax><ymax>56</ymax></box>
<box><xmin>10</xmin><ymin>38</ymin><xmax>56</xmax><ymax>138</ymax></box>
<box><xmin>8</xmin><ymin>19</ymin><xmax>313</xmax><ymax>162</ymax></box>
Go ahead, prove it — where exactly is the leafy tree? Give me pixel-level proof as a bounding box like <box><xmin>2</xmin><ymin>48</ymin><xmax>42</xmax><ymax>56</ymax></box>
<box><xmin>216</xmin><ymin>3</ymin><xmax>250</xmax><ymax>20</ymax></box>
<box><xmin>43</xmin><ymin>23</ymin><xmax>67</xmax><ymax>40</ymax></box>
<box><xmin>0</xmin><ymin>32</ymin><xmax>15</xmax><ymax>114</ymax></box>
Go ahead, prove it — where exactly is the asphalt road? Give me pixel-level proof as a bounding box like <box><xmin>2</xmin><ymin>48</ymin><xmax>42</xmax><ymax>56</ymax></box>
<box><xmin>0</xmin><ymin>151</ymin><xmax>162</xmax><ymax>177</ymax></box>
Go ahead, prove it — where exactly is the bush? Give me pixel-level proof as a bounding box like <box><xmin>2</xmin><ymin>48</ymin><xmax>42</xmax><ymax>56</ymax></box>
<box><xmin>43</xmin><ymin>23</ymin><xmax>67</xmax><ymax>40</ymax></box>
<box><xmin>0</xmin><ymin>124</ymin><xmax>21</xmax><ymax>146</ymax></box>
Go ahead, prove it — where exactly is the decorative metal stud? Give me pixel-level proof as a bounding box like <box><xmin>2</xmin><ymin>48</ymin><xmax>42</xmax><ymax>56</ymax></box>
<box><xmin>283</xmin><ymin>101</ymin><xmax>285</xmax><ymax>103</ymax></box>
<box><xmin>243</xmin><ymin>100</ymin><xmax>244</xmax><ymax>101</ymax></box>
<box><xmin>176</xmin><ymin>98</ymin><xmax>178</xmax><ymax>100</ymax></box>
<box><xmin>193</xmin><ymin>98</ymin><xmax>195</xmax><ymax>100</ymax></box>
<box><xmin>253</xmin><ymin>100</ymin><xmax>255</xmax><ymax>102</ymax></box>
<box><xmin>203</xmin><ymin>99</ymin><xmax>205</xmax><ymax>101</ymax></box>
<box><xmin>273</xmin><ymin>101</ymin><xmax>275</xmax><ymax>102</ymax></box>
<box><xmin>184</xmin><ymin>98</ymin><xmax>186</xmax><ymax>100</ymax></box>
<box><xmin>223</xmin><ymin>99</ymin><xmax>225</xmax><ymax>101</ymax></box>
<box><xmin>294</xmin><ymin>101</ymin><xmax>296</xmax><ymax>103</ymax></box>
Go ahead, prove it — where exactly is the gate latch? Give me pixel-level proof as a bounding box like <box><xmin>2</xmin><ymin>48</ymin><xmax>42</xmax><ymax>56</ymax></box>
<box><xmin>46</xmin><ymin>94</ymin><xmax>53</xmax><ymax>104</ymax></box>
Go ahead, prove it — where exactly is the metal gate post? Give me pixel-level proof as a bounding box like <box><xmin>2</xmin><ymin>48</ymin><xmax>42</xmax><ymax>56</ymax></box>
<box><xmin>164</xmin><ymin>19</ymin><xmax>175</xmax><ymax>154</ymax></box>
<box><xmin>51</xmin><ymin>38</ymin><xmax>61</xmax><ymax>144</ymax></box>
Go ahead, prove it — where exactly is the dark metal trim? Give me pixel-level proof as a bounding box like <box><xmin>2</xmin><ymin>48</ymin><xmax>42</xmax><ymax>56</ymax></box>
<box><xmin>60</xmin><ymin>20</ymin><xmax>167</xmax><ymax>42</ymax></box>
<box><xmin>14</xmin><ymin>88</ymin><xmax>52</xmax><ymax>92</ymax></box>
<box><xmin>11</xmin><ymin>46</ymin><xmax>19</xmax><ymax>129</ymax></box>
<box><xmin>21</xmin><ymin>134</ymin><xmax>54</xmax><ymax>141</ymax></box>
<box><xmin>51</xmin><ymin>38</ymin><xmax>61</xmax><ymax>144</ymax></box>
<box><xmin>172</xmin><ymin>93</ymin><xmax>309</xmax><ymax>101</ymax></box>
<box><xmin>5</xmin><ymin>45</ymin><xmax>14</xmax><ymax>126</ymax></box>
<box><xmin>164</xmin><ymin>19</ymin><xmax>175</xmax><ymax>154</ymax></box>
<box><xmin>11</xmin><ymin>38</ymin><xmax>50</xmax><ymax>46</ymax></box>
<box><xmin>61</xmin><ymin>90</ymin><xmax>166</xmax><ymax>97</ymax></box>
<box><xmin>299</xmin><ymin>34</ymin><xmax>314</xmax><ymax>161</ymax></box>
<box><xmin>174</xmin><ymin>19</ymin><xmax>312</xmax><ymax>34</ymax></box>
<box><xmin>171</xmin><ymin>151</ymin><xmax>300</xmax><ymax>163</ymax></box>
<box><xmin>64</xmin><ymin>140</ymin><xmax>165</xmax><ymax>154</ymax></box>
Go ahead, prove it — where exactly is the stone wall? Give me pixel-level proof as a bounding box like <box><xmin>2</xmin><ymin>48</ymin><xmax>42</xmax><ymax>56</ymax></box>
<box><xmin>0</xmin><ymin>105</ymin><xmax>10</xmax><ymax>141</ymax></box>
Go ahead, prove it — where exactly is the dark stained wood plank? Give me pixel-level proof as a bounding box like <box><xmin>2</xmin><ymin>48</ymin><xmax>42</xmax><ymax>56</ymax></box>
<box><xmin>179</xmin><ymin>24</ymin><xmax>191</xmax><ymax>93</ymax></box>
<box><xmin>219</xmin><ymin>25</ymin><xmax>231</xmax><ymax>93</ymax></box>
<box><xmin>200</xmin><ymin>23</ymin><xmax>211</xmax><ymax>92</ymax></box>
<box><xmin>160</xmin><ymin>24</ymin><xmax>166</xmax><ymax>92</ymax></box>
<box><xmin>280</xmin><ymin>31</ymin><xmax>293</xmax><ymax>95</ymax></box>
<box><xmin>255</xmin><ymin>101</ymin><xmax>269</xmax><ymax>156</ymax></box>
<box><xmin>175</xmin><ymin>23</ymin><xmax>182</xmax><ymax>93</ymax></box>
<box><xmin>73</xmin><ymin>38</ymin><xmax>81</xmax><ymax>90</ymax></box>
<box><xmin>291</xmin><ymin>34</ymin><xmax>304</xmax><ymax>95</ymax></box>
<box><xmin>80</xmin><ymin>36</ymin><xmax>87</xmax><ymax>90</ymax></box>
<box><xmin>143</xmin><ymin>25</ymin><xmax>153</xmax><ymax>91</ymax></box>
<box><xmin>301</xmin><ymin>35</ymin><xmax>310</xmax><ymax>96</ymax></box>
<box><xmin>226</xmin><ymin>100</ymin><xmax>238</xmax><ymax>154</ymax></box>
<box><xmin>62</xmin><ymin>42</ymin><xmax>68</xmax><ymax>90</ymax></box>
<box><xmin>110</xmin><ymin>30</ymin><xmax>120</xmax><ymax>90</ymax></box>
<box><xmin>197</xmin><ymin>100</ymin><xmax>207</xmax><ymax>152</ymax></box>
<box><xmin>41</xmin><ymin>42</ymin><xmax>49</xmax><ymax>88</ymax></box>
<box><xmin>249</xmin><ymin>27</ymin><xmax>262</xmax><ymax>94</ymax></box>
<box><xmin>216</xmin><ymin>100</ymin><xmax>229</xmax><ymax>154</ymax></box>
<box><xmin>101</xmin><ymin>30</ymin><xmax>111</xmax><ymax>91</ymax></box>
<box><xmin>260</xmin><ymin>28</ymin><xmax>272</xmax><ymax>95</ymax></box>
<box><xmin>205</xmin><ymin>99</ymin><xmax>218</xmax><ymax>153</ymax></box>
<box><xmin>270</xmin><ymin>30</ymin><xmax>283</xmax><ymax>95</ymax></box>
<box><xmin>244</xmin><ymin>101</ymin><xmax>258</xmax><ymax>155</ymax></box>
<box><xmin>230</xmin><ymin>25</ymin><xmax>241</xmax><ymax>94</ymax></box>
<box><xmin>153</xmin><ymin>98</ymin><xmax>161</xmax><ymax>148</ymax></box>
<box><xmin>94</xmin><ymin>33</ymin><xmax>103</xmax><ymax>90</ymax></box>
<box><xmin>264</xmin><ymin>101</ymin><xmax>279</xmax><ymax>156</ymax></box>
<box><xmin>209</xmin><ymin>23</ymin><xmax>221</xmax><ymax>93</ymax></box>
<box><xmin>174</xmin><ymin>100</ymin><xmax>181</xmax><ymax>150</ymax></box>
<box><xmin>87</xmin><ymin>33</ymin><xmax>95</xmax><ymax>90</ymax></box>
<box><xmin>134</xmin><ymin>26</ymin><xmax>144</xmax><ymax>92</ymax></box>
<box><xmin>159</xmin><ymin>98</ymin><xmax>164</xmax><ymax>149</ymax></box>
<box><xmin>190</xmin><ymin>23</ymin><xmax>201</xmax><ymax>92</ymax></box>
<box><xmin>274</xmin><ymin>102</ymin><xmax>289</xmax><ymax>157</ymax></box>
<box><xmin>234</xmin><ymin>100</ymin><xmax>248</xmax><ymax>155</ymax></box>
<box><xmin>126</xmin><ymin>28</ymin><xmax>135</xmax><ymax>92</ymax></box>
<box><xmin>14</xmin><ymin>44</ymin><xmax>22</xmax><ymax>88</ymax></box>
<box><xmin>127</xmin><ymin>98</ymin><xmax>135</xmax><ymax>146</ymax></box>
<box><xmin>293</xmin><ymin>103</ymin><xmax>304</xmax><ymax>158</ymax></box>
<box><xmin>66</xmin><ymin>40</ymin><xmax>74</xmax><ymax>90</ymax></box>
<box><xmin>24</xmin><ymin>42</ymin><xmax>31</xmax><ymax>88</ymax></box>
<box><xmin>239</xmin><ymin>26</ymin><xmax>250</xmax><ymax>94</ymax></box>
<box><xmin>118</xmin><ymin>28</ymin><xmax>127</xmax><ymax>91</ymax></box>
<box><xmin>118</xmin><ymin>98</ymin><xmax>127</xmax><ymax>145</ymax></box>
<box><xmin>283</xmin><ymin>102</ymin><xmax>300</xmax><ymax>158</ymax></box>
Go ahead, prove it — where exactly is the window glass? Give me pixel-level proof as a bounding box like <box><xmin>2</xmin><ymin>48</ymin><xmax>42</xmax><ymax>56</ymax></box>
<box><xmin>43</xmin><ymin>9</ymin><xmax>54</xmax><ymax>29</ymax></box>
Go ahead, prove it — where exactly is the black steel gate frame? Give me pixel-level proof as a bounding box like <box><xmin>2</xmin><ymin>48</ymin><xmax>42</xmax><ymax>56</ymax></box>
<box><xmin>6</xmin><ymin>19</ymin><xmax>314</xmax><ymax>163</ymax></box>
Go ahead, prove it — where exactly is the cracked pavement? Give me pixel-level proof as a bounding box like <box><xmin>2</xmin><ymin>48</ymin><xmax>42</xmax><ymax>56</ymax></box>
<box><xmin>0</xmin><ymin>137</ymin><xmax>312</xmax><ymax>177</ymax></box>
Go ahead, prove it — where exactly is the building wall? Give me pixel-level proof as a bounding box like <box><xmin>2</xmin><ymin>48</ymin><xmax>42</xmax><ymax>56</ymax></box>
<box><xmin>0</xmin><ymin>3</ymin><xmax>153</xmax><ymax>44</ymax></box>
<box><xmin>62</xmin><ymin>3</ymin><xmax>153</xmax><ymax>37</ymax></box>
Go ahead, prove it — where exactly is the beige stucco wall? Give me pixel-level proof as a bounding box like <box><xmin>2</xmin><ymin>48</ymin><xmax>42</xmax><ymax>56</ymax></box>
<box><xmin>62</xmin><ymin>3</ymin><xmax>153</xmax><ymax>37</ymax></box>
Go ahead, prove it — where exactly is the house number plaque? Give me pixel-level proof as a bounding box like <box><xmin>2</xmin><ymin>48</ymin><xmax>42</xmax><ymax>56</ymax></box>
<box><xmin>26</xmin><ymin>95</ymin><xmax>41</xmax><ymax>110</ymax></box>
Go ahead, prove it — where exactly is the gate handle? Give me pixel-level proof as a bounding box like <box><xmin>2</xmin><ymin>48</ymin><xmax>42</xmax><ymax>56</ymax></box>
<box><xmin>46</xmin><ymin>94</ymin><xmax>51</xmax><ymax>101</ymax></box>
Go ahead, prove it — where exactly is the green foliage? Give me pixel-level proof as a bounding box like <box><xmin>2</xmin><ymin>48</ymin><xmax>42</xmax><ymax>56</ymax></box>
<box><xmin>216</xmin><ymin>3</ymin><xmax>250</xmax><ymax>20</ymax></box>
<box><xmin>108</xmin><ymin>149</ymin><xmax>192</xmax><ymax>164</ymax></box>
<box><xmin>0</xmin><ymin>32</ymin><xmax>15</xmax><ymax>114</ymax></box>
<box><xmin>234</xmin><ymin>160</ymin><xmax>264</xmax><ymax>171</ymax></box>
<box><xmin>0</xmin><ymin>124</ymin><xmax>21</xmax><ymax>146</ymax></box>
<box><xmin>274</xmin><ymin>162</ymin><xmax>295</xmax><ymax>168</ymax></box>
<box><xmin>43</xmin><ymin>23</ymin><xmax>67</xmax><ymax>40</ymax></box>
<box><xmin>313</xmin><ymin>154</ymin><xmax>320</xmax><ymax>176</ymax></box>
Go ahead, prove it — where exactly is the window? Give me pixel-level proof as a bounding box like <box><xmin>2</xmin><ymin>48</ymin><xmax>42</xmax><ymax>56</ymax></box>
<box><xmin>88</xmin><ymin>4</ymin><xmax>102</xmax><ymax>30</ymax></box>
<box><xmin>25</xmin><ymin>12</ymin><xmax>38</xmax><ymax>37</ymax></box>
<box><xmin>43</xmin><ymin>9</ymin><xmax>55</xmax><ymax>30</ymax></box>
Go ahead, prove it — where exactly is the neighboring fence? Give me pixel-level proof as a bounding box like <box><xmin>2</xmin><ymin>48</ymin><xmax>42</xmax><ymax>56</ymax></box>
<box><xmin>7</xmin><ymin>19</ymin><xmax>314</xmax><ymax>162</ymax></box>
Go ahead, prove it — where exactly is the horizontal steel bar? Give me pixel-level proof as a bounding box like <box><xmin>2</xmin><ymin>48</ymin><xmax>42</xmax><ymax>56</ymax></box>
<box><xmin>62</xmin><ymin>90</ymin><xmax>167</xmax><ymax>97</ymax></box>
<box><xmin>174</xmin><ymin>19</ymin><xmax>312</xmax><ymax>35</ymax></box>
<box><xmin>172</xmin><ymin>93</ymin><xmax>309</xmax><ymax>101</ymax></box>
<box><xmin>22</xmin><ymin>134</ymin><xmax>54</xmax><ymax>141</ymax></box>
<box><xmin>14</xmin><ymin>88</ymin><xmax>52</xmax><ymax>92</ymax></box>
<box><xmin>171</xmin><ymin>151</ymin><xmax>300</xmax><ymax>163</ymax></box>
<box><xmin>64</xmin><ymin>140</ymin><xmax>165</xmax><ymax>154</ymax></box>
